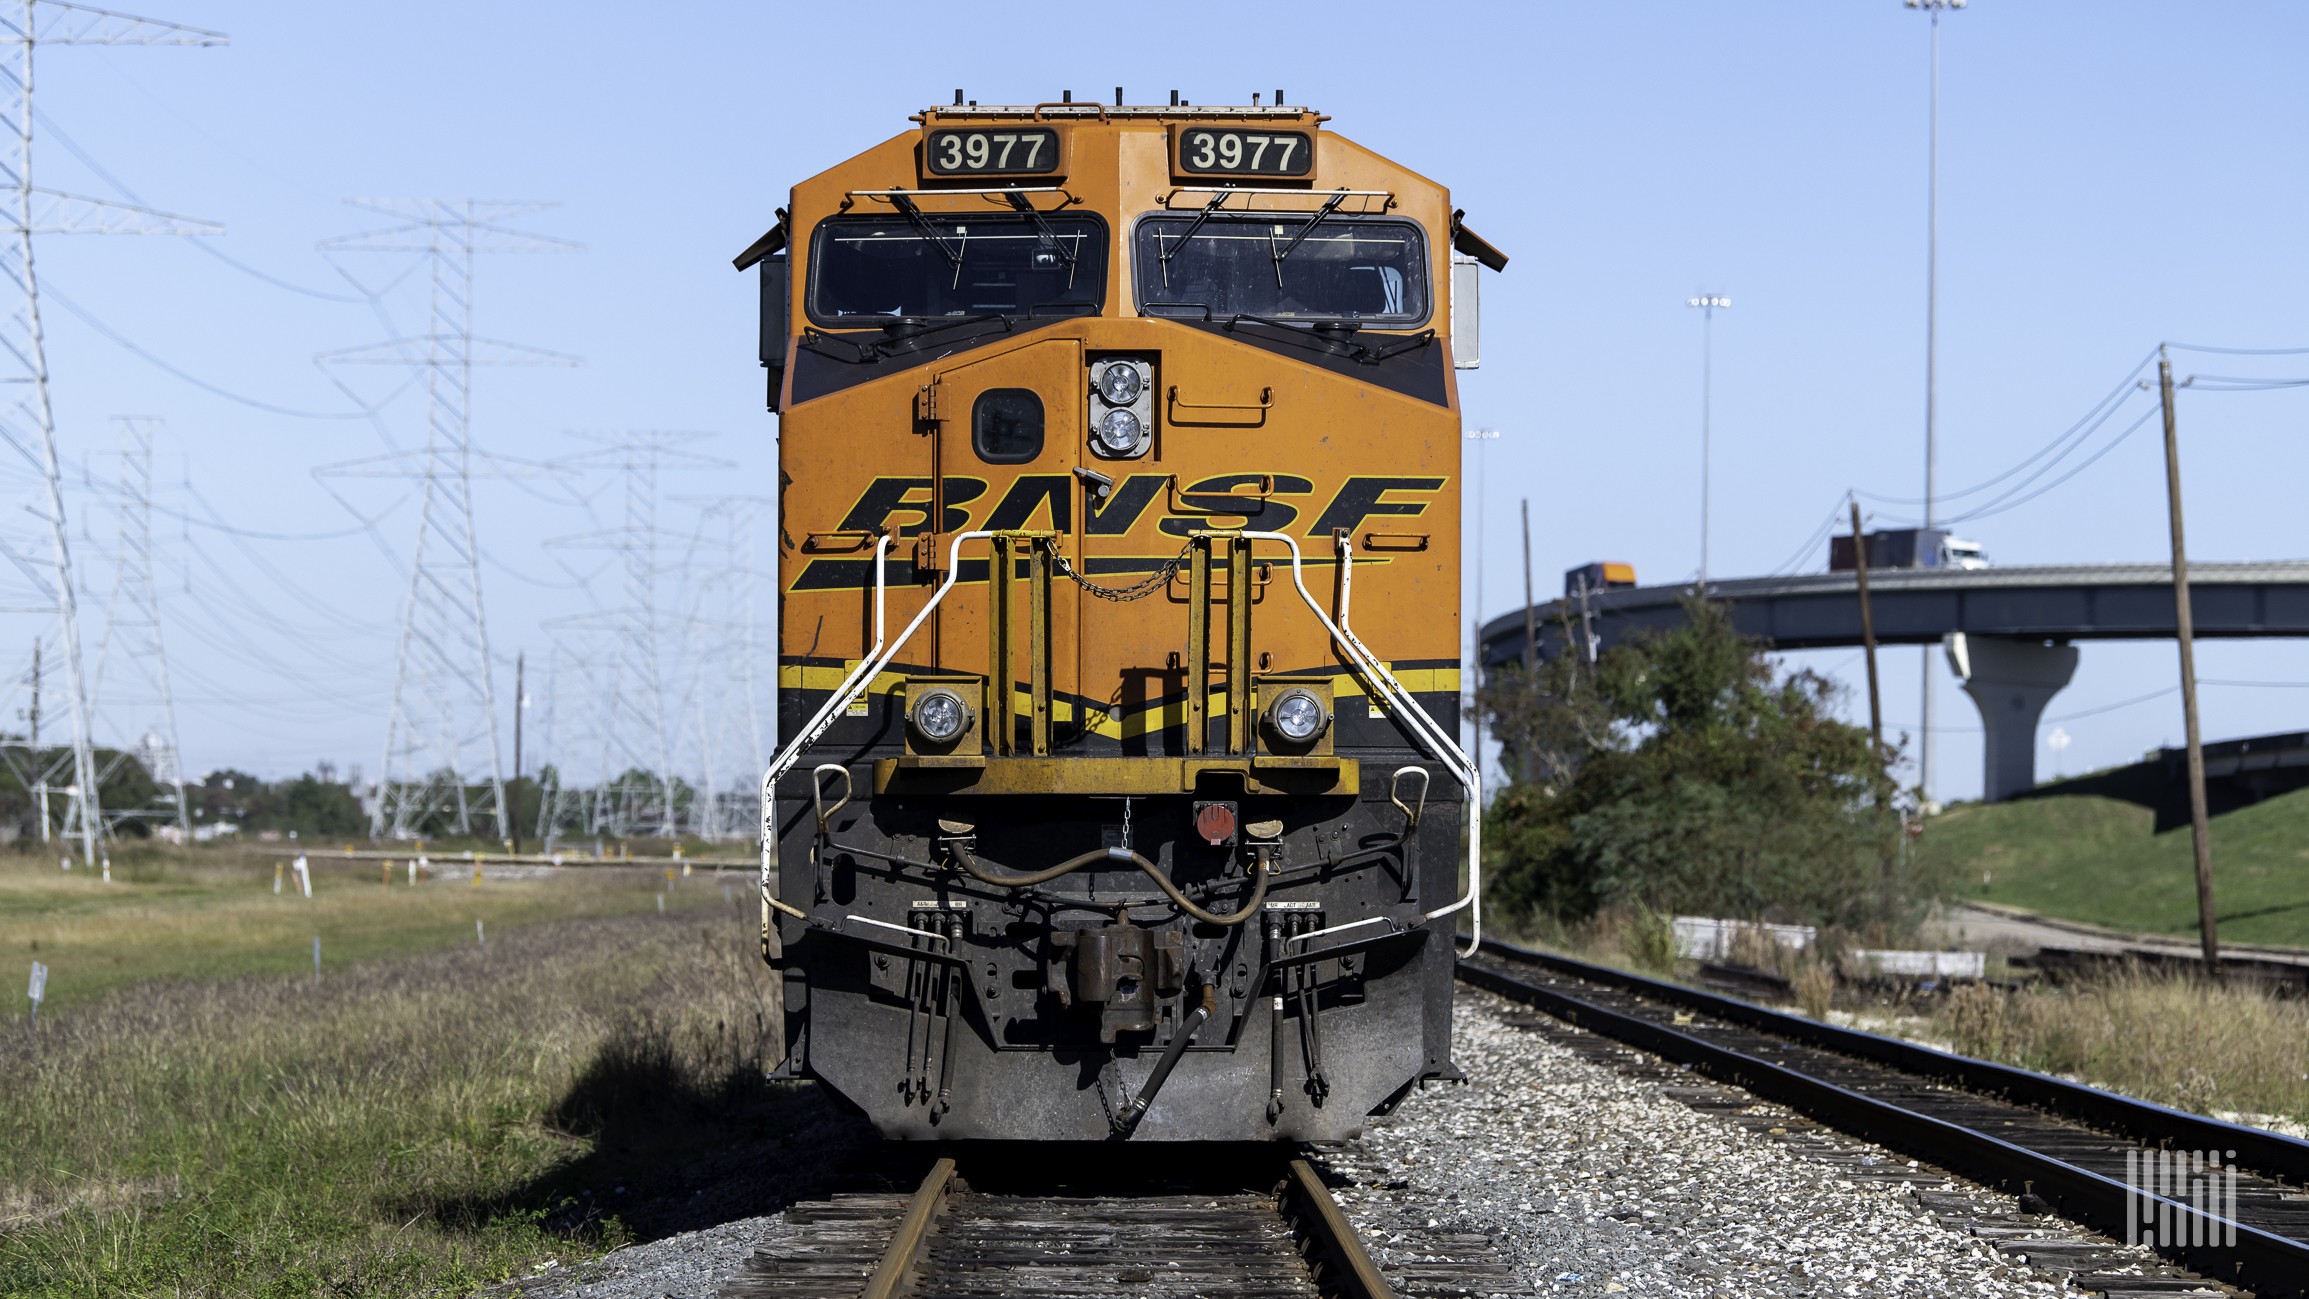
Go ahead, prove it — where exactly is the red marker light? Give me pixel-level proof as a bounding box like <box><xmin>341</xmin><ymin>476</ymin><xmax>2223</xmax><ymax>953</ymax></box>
<box><xmin>1194</xmin><ymin>803</ymin><xmax>1237</xmax><ymax>846</ymax></box>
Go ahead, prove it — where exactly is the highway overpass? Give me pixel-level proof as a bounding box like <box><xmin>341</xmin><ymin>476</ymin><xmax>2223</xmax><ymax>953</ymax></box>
<box><xmin>1475</xmin><ymin>562</ymin><xmax>2309</xmax><ymax>801</ymax></box>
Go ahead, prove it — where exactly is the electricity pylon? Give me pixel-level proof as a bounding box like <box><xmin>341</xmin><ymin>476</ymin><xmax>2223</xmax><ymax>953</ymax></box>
<box><xmin>313</xmin><ymin>200</ymin><xmax>581</xmax><ymax>842</ymax></box>
<box><xmin>546</xmin><ymin>431</ymin><xmax>727</xmax><ymax>837</ymax></box>
<box><xmin>91</xmin><ymin>416</ymin><xmax>188</xmax><ymax>840</ymax></box>
<box><xmin>670</xmin><ymin>495</ymin><xmax>772</xmax><ymax>839</ymax></box>
<box><xmin>0</xmin><ymin>2</ymin><xmax>222</xmax><ymax>861</ymax></box>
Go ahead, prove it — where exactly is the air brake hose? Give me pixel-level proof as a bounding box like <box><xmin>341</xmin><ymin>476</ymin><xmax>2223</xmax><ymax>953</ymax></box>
<box><xmin>949</xmin><ymin>844</ymin><xmax>1271</xmax><ymax>927</ymax></box>
<box><xmin>1114</xmin><ymin>983</ymin><xmax>1217</xmax><ymax>1132</ymax></box>
<box><xmin>950</xmin><ymin>845</ymin><xmax>1110</xmax><ymax>889</ymax></box>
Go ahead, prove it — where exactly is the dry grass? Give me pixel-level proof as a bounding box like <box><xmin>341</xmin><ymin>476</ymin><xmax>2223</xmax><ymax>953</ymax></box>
<box><xmin>2</xmin><ymin>843</ymin><xmax>736</xmax><ymax>1008</ymax></box>
<box><xmin>1935</xmin><ymin>971</ymin><xmax>2309</xmax><ymax>1123</ymax></box>
<box><xmin>1495</xmin><ymin>902</ymin><xmax>2307</xmax><ymax>1126</ymax></box>
<box><xmin>0</xmin><ymin>907</ymin><xmax>810</xmax><ymax>1297</ymax></box>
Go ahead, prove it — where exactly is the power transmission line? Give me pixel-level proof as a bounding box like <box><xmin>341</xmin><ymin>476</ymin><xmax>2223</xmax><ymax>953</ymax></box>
<box><xmin>544</xmin><ymin>431</ymin><xmax>729</xmax><ymax>838</ymax></box>
<box><xmin>315</xmin><ymin>199</ymin><xmax>584</xmax><ymax>842</ymax></box>
<box><xmin>90</xmin><ymin>417</ymin><xmax>188</xmax><ymax>839</ymax></box>
<box><xmin>0</xmin><ymin>0</ymin><xmax>224</xmax><ymax>862</ymax></box>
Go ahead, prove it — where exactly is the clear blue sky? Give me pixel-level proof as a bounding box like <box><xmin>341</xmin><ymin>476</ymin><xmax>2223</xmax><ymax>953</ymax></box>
<box><xmin>7</xmin><ymin>1</ymin><xmax>2305</xmax><ymax>804</ymax></box>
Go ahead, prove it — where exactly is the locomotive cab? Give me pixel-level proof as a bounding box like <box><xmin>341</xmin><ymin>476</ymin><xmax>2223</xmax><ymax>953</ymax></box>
<box><xmin>739</xmin><ymin>98</ymin><xmax>1502</xmax><ymax>1142</ymax></box>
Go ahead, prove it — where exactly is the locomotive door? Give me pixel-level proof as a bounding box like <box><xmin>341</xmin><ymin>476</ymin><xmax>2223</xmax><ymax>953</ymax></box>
<box><xmin>927</xmin><ymin>339</ymin><xmax>1082</xmax><ymax>746</ymax></box>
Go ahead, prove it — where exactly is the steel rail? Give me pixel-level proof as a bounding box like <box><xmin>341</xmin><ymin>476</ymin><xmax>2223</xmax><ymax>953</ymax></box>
<box><xmin>1459</xmin><ymin>942</ymin><xmax>2309</xmax><ymax>1297</ymax></box>
<box><xmin>859</xmin><ymin>1155</ymin><xmax>955</xmax><ymax>1299</ymax></box>
<box><xmin>839</xmin><ymin>1152</ymin><xmax>1394</xmax><ymax>1299</ymax></box>
<box><xmin>1283</xmin><ymin>1157</ymin><xmax>1398</xmax><ymax>1299</ymax></box>
<box><xmin>1474</xmin><ymin>938</ymin><xmax>2309</xmax><ymax>1185</ymax></box>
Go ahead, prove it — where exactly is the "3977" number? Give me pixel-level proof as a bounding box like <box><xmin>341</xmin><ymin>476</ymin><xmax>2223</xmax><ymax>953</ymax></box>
<box><xmin>926</xmin><ymin>127</ymin><xmax>1062</xmax><ymax>175</ymax></box>
<box><xmin>1175</xmin><ymin>129</ymin><xmax>1313</xmax><ymax>177</ymax></box>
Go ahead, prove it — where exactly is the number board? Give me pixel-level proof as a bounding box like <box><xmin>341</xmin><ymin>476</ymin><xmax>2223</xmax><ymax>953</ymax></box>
<box><xmin>924</xmin><ymin>126</ymin><xmax>1065</xmax><ymax>177</ymax></box>
<box><xmin>1172</xmin><ymin>126</ymin><xmax>1314</xmax><ymax>178</ymax></box>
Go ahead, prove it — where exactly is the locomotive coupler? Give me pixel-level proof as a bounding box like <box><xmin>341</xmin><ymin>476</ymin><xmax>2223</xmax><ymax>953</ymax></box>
<box><xmin>1049</xmin><ymin>918</ymin><xmax>1184</xmax><ymax>1042</ymax></box>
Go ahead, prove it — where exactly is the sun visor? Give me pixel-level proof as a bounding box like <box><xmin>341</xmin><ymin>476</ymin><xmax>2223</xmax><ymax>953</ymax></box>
<box><xmin>1449</xmin><ymin>214</ymin><xmax>1508</xmax><ymax>272</ymax></box>
<box><xmin>732</xmin><ymin>213</ymin><xmax>789</xmax><ymax>271</ymax></box>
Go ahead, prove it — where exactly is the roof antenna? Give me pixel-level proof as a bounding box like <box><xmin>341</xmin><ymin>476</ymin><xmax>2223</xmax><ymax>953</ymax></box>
<box><xmin>1114</xmin><ymin>86</ymin><xmax>1123</xmax><ymax>106</ymax></box>
<box><xmin>953</xmin><ymin>89</ymin><xmax>963</xmax><ymax>106</ymax></box>
<box><xmin>1062</xmin><ymin>89</ymin><xmax>1071</xmax><ymax>103</ymax></box>
<box><xmin>1252</xmin><ymin>92</ymin><xmax>1261</xmax><ymax>105</ymax></box>
<box><xmin>1277</xmin><ymin>88</ymin><xmax>1285</xmax><ymax>106</ymax></box>
<box><xmin>1169</xmin><ymin>89</ymin><xmax>1178</xmax><ymax>106</ymax></box>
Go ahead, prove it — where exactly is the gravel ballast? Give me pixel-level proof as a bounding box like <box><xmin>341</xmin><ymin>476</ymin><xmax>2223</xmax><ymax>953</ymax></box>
<box><xmin>1336</xmin><ymin>987</ymin><xmax>2147</xmax><ymax>1297</ymax></box>
<box><xmin>529</xmin><ymin>988</ymin><xmax>2160</xmax><ymax>1298</ymax></box>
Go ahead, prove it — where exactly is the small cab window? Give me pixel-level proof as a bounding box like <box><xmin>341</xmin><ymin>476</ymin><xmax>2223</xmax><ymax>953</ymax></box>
<box><xmin>808</xmin><ymin>213</ymin><xmax>1106</xmax><ymax>325</ymax></box>
<box><xmin>972</xmin><ymin>389</ymin><xmax>1044</xmax><ymax>463</ymax></box>
<box><xmin>1134</xmin><ymin>215</ymin><xmax>1428</xmax><ymax>325</ymax></box>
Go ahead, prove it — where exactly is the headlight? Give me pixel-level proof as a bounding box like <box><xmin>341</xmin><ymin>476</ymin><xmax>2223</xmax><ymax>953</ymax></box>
<box><xmin>1096</xmin><ymin>408</ymin><xmax>1143</xmax><ymax>452</ymax></box>
<box><xmin>1099</xmin><ymin>362</ymin><xmax>1143</xmax><ymax>405</ymax></box>
<box><xmin>909</xmin><ymin>688</ymin><xmax>972</xmax><ymax>743</ymax></box>
<box><xmin>1266</xmin><ymin>689</ymin><xmax>1328</xmax><ymax>742</ymax></box>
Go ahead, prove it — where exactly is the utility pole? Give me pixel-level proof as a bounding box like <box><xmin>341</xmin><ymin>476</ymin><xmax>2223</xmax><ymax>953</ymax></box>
<box><xmin>1906</xmin><ymin>0</ymin><xmax>1963</xmax><ymax>808</ymax></box>
<box><xmin>510</xmin><ymin>649</ymin><xmax>524</xmax><ymax>854</ymax></box>
<box><xmin>1687</xmin><ymin>296</ymin><xmax>1730</xmax><ymax>589</ymax></box>
<box><xmin>2158</xmin><ymin>347</ymin><xmax>2217</xmax><ymax>971</ymax></box>
<box><xmin>1849</xmin><ymin>496</ymin><xmax>1883</xmax><ymax>757</ymax></box>
<box><xmin>29</xmin><ymin>638</ymin><xmax>42</xmax><ymax>842</ymax></box>
<box><xmin>1519</xmin><ymin>499</ymin><xmax>1535</xmax><ymax>786</ymax></box>
<box><xmin>1520</xmin><ymin>499</ymin><xmax>1535</xmax><ymax>676</ymax></box>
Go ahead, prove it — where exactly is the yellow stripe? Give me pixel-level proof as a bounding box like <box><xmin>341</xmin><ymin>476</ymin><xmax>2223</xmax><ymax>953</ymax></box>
<box><xmin>775</xmin><ymin>664</ymin><xmax>1461</xmax><ymax>740</ymax></box>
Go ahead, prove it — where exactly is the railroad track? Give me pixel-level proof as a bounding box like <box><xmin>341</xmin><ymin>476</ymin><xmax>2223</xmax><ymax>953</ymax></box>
<box><xmin>719</xmin><ymin>1144</ymin><xmax>1530</xmax><ymax>1299</ymax></box>
<box><xmin>1460</xmin><ymin>938</ymin><xmax>2309</xmax><ymax>1298</ymax></box>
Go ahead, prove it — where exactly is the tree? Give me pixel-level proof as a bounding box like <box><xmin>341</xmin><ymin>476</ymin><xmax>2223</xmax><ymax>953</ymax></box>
<box><xmin>1483</xmin><ymin>597</ymin><xmax>1933</xmax><ymax>931</ymax></box>
<box><xmin>278</xmin><ymin>774</ymin><xmax>365</xmax><ymax>837</ymax></box>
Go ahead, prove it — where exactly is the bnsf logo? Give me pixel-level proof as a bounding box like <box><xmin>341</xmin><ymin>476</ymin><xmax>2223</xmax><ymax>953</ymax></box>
<box><xmin>828</xmin><ymin>473</ymin><xmax>1443</xmax><ymax>539</ymax></box>
<box><xmin>792</xmin><ymin>473</ymin><xmax>1444</xmax><ymax>590</ymax></box>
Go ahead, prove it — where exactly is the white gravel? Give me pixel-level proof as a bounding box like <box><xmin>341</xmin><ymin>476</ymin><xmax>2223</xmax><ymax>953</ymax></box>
<box><xmin>515</xmin><ymin>1216</ymin><xmax>804</xmax><ymax>1299</ymax></box>
<box><xmin>1344</xmin><ymin>989</ymin><xmax>2080</xmax><ymax>1297</ymax></box>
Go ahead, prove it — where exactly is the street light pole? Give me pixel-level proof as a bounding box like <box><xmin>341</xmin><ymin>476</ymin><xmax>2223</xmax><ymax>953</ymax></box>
<box><xmin>1466</xmin><ymin>428</ymin><xmax>1501</xmax><ymax>782</ymax></box>
<box><xmin>1687</xmin><ymin>296</ymin><xmax>1730</xmax><ymax>590</ymax></box>
<box><xmin>1907</xmin><ymin>0</ymin><xmax>1963</xmax><ymax>808</ymax></box>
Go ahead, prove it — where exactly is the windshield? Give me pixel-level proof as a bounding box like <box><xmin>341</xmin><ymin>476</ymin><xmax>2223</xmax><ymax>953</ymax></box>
<box><xmin>1134</xmin><ymin>215</ymin><xmax>1429</xmax><ymax>325</ymax></box>
<box><xmin>807</xmin><ymin>213</ymin><xmax>1106</xmax><ymax>324</ymax></box>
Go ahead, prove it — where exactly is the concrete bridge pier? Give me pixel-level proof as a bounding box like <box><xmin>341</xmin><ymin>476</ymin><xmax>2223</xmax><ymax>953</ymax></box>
<box><xmin>1946</xmin><ymin>634</ymin><xmax>2080</xmax><ymax>802</ymax></box>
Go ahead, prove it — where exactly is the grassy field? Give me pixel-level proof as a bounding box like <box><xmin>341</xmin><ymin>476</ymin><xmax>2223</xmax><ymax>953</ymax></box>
<box><xmin>1917</xmin><ymin>779</ymin><xmax>2309</xmax><ymax>947</ymax></box>
<box><xmin>3</xmin><ymin>844</ymin><xmax>746</xmax><ymax>1011</ymax></box>
<box><xmin>0</xmin><ymin>894</ymin><xmax>841</xmax><ymax>1298</ymax></box>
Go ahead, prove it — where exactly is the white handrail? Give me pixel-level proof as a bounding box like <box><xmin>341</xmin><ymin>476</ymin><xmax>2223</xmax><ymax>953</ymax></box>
<box><xmin>1236</xmin><ymin>530</ymin><xmax>1481</xmax><ymax>955</ymax></box>
<box><xmin>756</xmin><ymin>528</ymin><xmax>1481</xmax><ymax>955</ymax></box>
<box><xmin>759</xmin><ymin>532</ymin><xmax>995</xmax><ymax>916</ymax></box>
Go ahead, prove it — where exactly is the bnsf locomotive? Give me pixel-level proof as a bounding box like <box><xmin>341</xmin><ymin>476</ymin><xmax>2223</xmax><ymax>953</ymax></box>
<box><xmin>737</xmin><ymin>94</ymin><xmax>1504</xmax><ymax>1141</ymax></box>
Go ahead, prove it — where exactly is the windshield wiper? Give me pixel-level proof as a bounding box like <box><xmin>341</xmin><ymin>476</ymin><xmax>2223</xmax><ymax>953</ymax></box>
<box><xmin>802</xmin><ymin>314</ymin><xmax>1014</xmax><ymax>364</ymax></box>
<box><xmin>1269</xmin><ymin>188</ymin><xmax>1350</xmax><ymax>283</ymax></box>
<box><xmin>1157</xmin><ymin>187</ymin><xmax>1233</xmax><ymax>290</ymax></box>
<box><xmin>1221</xmin><ymin>312</ymin><xmax>1313</xmax><ymax>334</ymax></box>
<box><xmin>1217</xmin><ymin>314</ymin><xmax>1434</xmax><ymax>367</ymax></box>
<box><xmin>1002</xmin><ymin>191</ymin><xmax>1076</xmax><ymax>268</ymax></box>
<box><xmin>886</xmin><ymin>192</ymin><xmax>964</xmax><ymax>271</ymax></box>
<box><xmin>1348</xmin><ymin>329</ymin><xmax>1435</xmax><ymax>366</ymax></box>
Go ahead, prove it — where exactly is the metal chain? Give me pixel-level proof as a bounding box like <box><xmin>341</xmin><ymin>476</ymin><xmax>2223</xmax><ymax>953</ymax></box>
<box><xmin>1054</xmin><ymin>541</ymin><xmax>1195</xmax><ymax>603</ymax></box>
